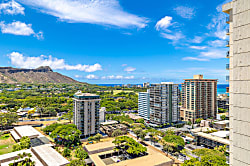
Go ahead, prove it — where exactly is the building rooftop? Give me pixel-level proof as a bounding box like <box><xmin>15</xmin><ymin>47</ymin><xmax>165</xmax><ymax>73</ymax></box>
<box><xmin>31</xmin><ymin>145</ymin><xmax>70</xmax><ymax>166</ymax></box>
<box><xmin>12</xmin><ymin>125</ymin><xmax>44</xmax><ymax>140</ymax></box>
<box><xmin>86</xmin><ymin>138</ymin><xmax>173</xmax><ymax>166</ymax></box>
<box><xmin>195</xmin><ymin>132</ymin><xmax>230</xmax><ymax>145</ymax></box>
<box><xmin>84</xmin><ymin>140</ymin><xmax>115</xmax><ymax>153</ymax></box>
<box><xmin>100</xmin><ymin>120</ymin><xmax>118</xmax><ymax>126</ymax></box>
<box><xmin>211</xmin><ymin>131</ymin><xmax>229</xmax><ymax>138</ymax></box>
<box><xmin>0</xmin><ymin>145</ymin><xmax>69</xmax><ymax>166</ymax></box>
<box><xmin>74</xmin><ymin>91</ymin><xmax>100</xmax><ymax>99</ymax></box>
<box><xmin>214</xmin><ymin>120</ymin><xmax>229</xmax><ymax>125</ymax></box>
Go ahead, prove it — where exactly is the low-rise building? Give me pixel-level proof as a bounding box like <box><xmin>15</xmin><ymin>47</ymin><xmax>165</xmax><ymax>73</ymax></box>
<box><xmin>84</xmin><ymin>139</ymin><xmax>173</xmax><ymax>166</ymax></box>
<box><xmin>100</xmin><ymin>124</ymin><xmax>127</xmax><ymax>137</ymax></box>
<box><xmin>192</xmin><ymin>129</ymin><xmax>230</xmax><ymax>149</ymax></box>
<box><xmin>213</xmin><ymin>120</ymin><xmax>229</xmax><ymax>130</ymax></box>
<box><xmin>0</xmin><ymin>145</ymin><xmax>69</xmax><ymax>166</ymax></box>
<box><xmin>10</xmin><ymin>126</ymin><xmax>51</xmax><ymax>147</ymax></box>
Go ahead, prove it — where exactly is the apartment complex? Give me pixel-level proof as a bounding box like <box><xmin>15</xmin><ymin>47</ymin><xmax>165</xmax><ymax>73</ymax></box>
<box><xmin>181</xmin><ymin>75</ymin><xmax>217</xmax><ymax>123</ymax></box>
<box><xmin>149</xmin><ymin>82</ymin><xmax>179</xmax><ymax>125</ymax></box>
<box><xmin>138</xmin><ymin>90</ymin><xmax>150</xmax><ymax>120</ymax></box>
<box><xmin>73</xmin><ymin>91</ymin><xmax>101</xmax><ymax>138</ymax></box>
<box><xmin>223</xmin><ymin>1</ymin><xmax>250</xmax><ymax>165</ymax></box>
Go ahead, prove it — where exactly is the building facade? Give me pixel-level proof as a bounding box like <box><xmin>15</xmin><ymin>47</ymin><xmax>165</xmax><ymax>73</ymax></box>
<box><xmin>149</xmin><ymin>82</ymin><xmax>179</xmax><ymax>125</ymax></box>
<box><xmin>223</xmin><ymin>1</ymin><xmax>250</xmax><ymax>165</ymax></box>
<box><xmin>138</xmin><ymin>90</ymin><xmax>150</xmax><ymax>121</ymax></box>
<box><xmin>181</xmin><ymin>75</ymin><xmax>217</xmax><ymax>123</ymax></box>
<box><xmin>73</xmin><ymin>91</ymin><xmax>100</xmax><ymax>138</ymax></box>
<box><xmin>99</xmin><ymin>107</ymin><xmax>106</xmax><ymax>123</ymax></box>
<box><xmin>217</xmin><ymin>95</ymin><xmax>229</xmax><ymax>111</ymax></box>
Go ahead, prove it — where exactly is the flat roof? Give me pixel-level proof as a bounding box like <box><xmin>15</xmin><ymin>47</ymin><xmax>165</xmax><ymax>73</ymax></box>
<box><xmin>85</xmin><ymin>140</ymin><xmax>115</xmax><ymax>152</ymax></box>
<box><xmin>32</xmin><ymin>145</ymin><xmax>69</xmax><ymax>166</ymax></box>
<box><xmin>100</xmin><ymin>121</ymin><xmax>118</xmax><ymax>126</ymax></box>
<box><xmin>195</xmin><ymin>132</ymin><xmax>230</xmax><ymax>145</ymax></box>
<box><xmin>211</xmin><ymin>131</ymin><xmax>229</xmax><ymax>138</ymax></box>
<box><xmin>0</xmin><ymin>149</ymin><xmax>43</xmax><ymax>166</ymax></box>
<box><xmin>13</xmin><ymin>126</ymin><xmax>43</xmax><ymax>139</ymax></box>
<box><xmin>214</xmin><ymin>120</ymin><xmax>229</xmax><ymax>125</ymax></box>
<box><xmin>88</xmin><ymin>139</ymin><xmax>172</xmax><ymax>166</ymax></box>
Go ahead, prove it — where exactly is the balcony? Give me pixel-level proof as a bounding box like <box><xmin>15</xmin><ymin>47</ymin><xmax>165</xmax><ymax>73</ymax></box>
<box><xmin>226</xmin><ymin>75</ymin><xmax>230</xmax><ymax>81</ymax></box>
<box><xmin>226</xmin><ymin>41</ymin><xmax>230</xmax><ymax>47</ymax></box>
<box><xmin>226</xmin><ymin>87</ymin><xmax>229</xmax><ymax>93</ymax></box>
<box><xmin>226</xmin><ymin>51</ymin><xmax>230</xmax><ymax>58</ymax></box>
<box><xmin>226</xmin><ymin>64</ymin><xmax>229</xmax><ymax>70</ymax></box>
<box><xmin>226</xmin><ymin>29</ymin><xmax>230</xmax><ymax>35</ymax></box>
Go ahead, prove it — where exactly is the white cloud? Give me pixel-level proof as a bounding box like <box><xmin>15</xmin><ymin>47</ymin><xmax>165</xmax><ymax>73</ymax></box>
<box><xmin>155</xmin><ymin>16</ymin><xmax>184</xmax><ymax>43</ymax></box>
<box><xmin>182</xmin><ymin>57</ymin><xmax>209</xmax><ymax>61</ymax></box>
<box><xmin>74</xmin><ymin>75</ymin><xmax>82</xmax><ymax>78</ymax></box>
<box><xmin>86</xmin><ymin>74</ymin><xmax>99</xmax><ymax>79</ymax></box>
<box><xmin>7</xmin><ymin>52</ymin><xmax>102</xmax><ymax>72</ymax></box>
<box><xmin>189</xmin><ymin>46</ymin><xmax>207</xmax><ymax>50</ymax></box>
<box><xmin>208</xmin><ymin>40</ymin><xmax>225</xmax><ymax>47</ymax></box>
<box><xmin>207</xmin><ymin>0</ymin><xmax>230</xmax><ymax>40</ymax></box>
<box><xmin>101</xmin><ymin>75</ymin><xmax>134</xmax><ymax>80</ymax></box>
<box><xmin>155</xmin><ymin>16</ymin><xmax>172</xmax><ymax>31</ymax></box>
<box><xmin>17</xmin><ymin>0</ymin><xmax>147</xmax><ymax>28</ymax></box>
<box><xmin>174</xmin><ymin>6</ymin><xmax>196</xmax><ymax>19</ymax></box>
<box><xmin>0</xmin><ymin>21</ymin><xmax>43</xmax><ymax>39</ymax></box>
<box><xmin>161</xmin><ymin>32</ymin><xmax>184</xmax><ymax>42</ymax></box>
<box><xmin>191</xmin><ymin>36</ymin><xmax>203</xmax><ymax>43</ymax></box>
<box><xmin>199</xmin><ymin>49</ymin><xmax>227</xmax><ymax>59</ymax></box>
<box><xmin>0</xmin><ymin>0</ymin><xmax>24</xmax><ymax>15</ymax></box>
<box><xmin>124</xmin><ymin>66</ymin><xmax>136</xmax><ymax>73</ymax></box>
<box><xmin>121</xmin><ymin>64</ymin><xmax>127</xmax><ymax>67</ymax></box>
<box><xmin>183</xmin><ymin>48</ymin><xmax>227</xmax><ymax>61</ymax></box>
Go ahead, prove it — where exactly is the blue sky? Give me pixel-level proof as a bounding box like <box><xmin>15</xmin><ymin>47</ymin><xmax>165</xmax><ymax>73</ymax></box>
<box><xmin>0</xmin><ymin>0</ymin><xmax>230</xmax><ymax>84</ymax></box>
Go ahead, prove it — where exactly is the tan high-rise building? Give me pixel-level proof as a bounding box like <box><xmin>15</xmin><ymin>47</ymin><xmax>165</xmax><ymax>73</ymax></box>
<box><xmin>181</xmin><ymin>75</ymin><xmax>217</xmax><ymax>123</ymax></box>
<box><xmin>223</xmin><ymin>1</ymin><xmax>250</xmax><ymax>165</ymax></box>
<box><xmin>73</xmin><ymin>91</ymin><xmax>100</xmax><ymax>138</ymax></box>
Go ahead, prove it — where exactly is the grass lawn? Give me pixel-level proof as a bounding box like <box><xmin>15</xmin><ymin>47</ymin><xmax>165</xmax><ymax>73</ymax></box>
<box><xmin>0</xmin><ymin>134</ymin><xmax>11</xmax><ymax>140</ymax></box>
<box><xmin>0</xmin><ymin>134</ymin><xmax>15</xmax><ymax>155</ymax></box>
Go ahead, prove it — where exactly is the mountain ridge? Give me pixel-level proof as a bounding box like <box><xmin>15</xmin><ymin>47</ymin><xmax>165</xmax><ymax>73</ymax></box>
<box><xmin>0</xmin><ymin>66</ymin><xmax>80</xmax><ymax>84</ymax></box>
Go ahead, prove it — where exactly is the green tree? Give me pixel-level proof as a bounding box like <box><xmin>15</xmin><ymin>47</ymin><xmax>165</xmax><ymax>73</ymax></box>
<box><xmin>182</xmin><ymin>148</ymin><xmax>228</xmax><ymax>166</ymax></box>
<box><xmin>111</xmin><ymin>129</ymin><xmax>123</xmax><ymax>137</ymax></box>
<box><xmin>93</xmin><ymin>133</ymin><xmax>102</xmax><ymax>142</ymax></box>
<box><xmin>13</xmin><ymin>136</ymin><xmax>31</xmax><ymax>152</ymax></box>
<box><xmin>220</xmin><ymin>115</ymin><xmax>226</xmax><ymax>120</ymax></box>
<box><xmin>74</xmin><ymin>147</ymin><xmax>88</xmax><ymax>159</ymax></box>
<box><xmin>68</xmin><ymin>159</ymin><xmax>85</xmax><ymax>166</ymax></box>
<box><xmin>58</xmin><ymin>110</ymin><xmax>73</xmax><ymax>123</ymax></box>
<box><xmin>62</xmin><ymin>148</ymin><xmax>71</xmax><ymax>157</ymax></box>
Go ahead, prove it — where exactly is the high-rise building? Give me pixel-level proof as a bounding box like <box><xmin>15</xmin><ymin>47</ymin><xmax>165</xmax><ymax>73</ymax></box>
<box><xmin>73</xmin><ymin>91</ymin><xmax>100</xmax><ymax>138</ymax></box>
<box><xmin>223</xmin><ymin>1</ymin><xmax>250</xmax><ymax>165</ymax></box>
<box><xmin>143</xmin><ymin>82</ymin><xmax>150</xmax><ymax>88</ymax></box>
<box><xmin>149</xmin><ymin>82</ymin><xmax>179</xmax><ymax>125</ymax></box>
<box><xmin>138</xmin><ymin>89</ymin><xmax>150</xmax><ymax>121</ymax></box>
<box><xmin>181</xmin><ymin>75</ymin><xmax>217</xmax><ymax>123</ymax></box>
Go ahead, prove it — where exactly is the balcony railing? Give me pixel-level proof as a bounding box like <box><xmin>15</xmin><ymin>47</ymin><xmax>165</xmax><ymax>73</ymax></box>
<box><xmin>226</xmin><ymin>41</ymin><xmax>230</xmax><ymax>47</ymax></box>
<box><xmin>226</xmin><ymin>87</ymin><xmax>229</xmax><ymax>93</ymax></box>
<box><xmin>226</xmin><ymin>29</ymin><xmax>230</xmax><ymax>35</ymax></box>
<box><xmin>226</xmin><ymin>75</ymin><xmax>230</xmax><ymax>81</ymax></box>
<box><xmin>226</xmin><ymin>64</ymin><xmax>229</xmax><ymax>70</ymax></box>
<box><xmin>226</xmin><ymin>51</ymin><xmax>230</xmax><ymax>58</ymax></box>
<box><xmin>226</xmin><ymin>17</ymin><xmax>230</xmax><ymax>23</ymax></box>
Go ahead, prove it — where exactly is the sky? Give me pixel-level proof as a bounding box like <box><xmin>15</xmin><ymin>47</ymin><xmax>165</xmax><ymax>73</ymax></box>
<box><xmin>0</xmin><ymin>0</ymin><xmax>231</xmax><ymax>84</ymax></box>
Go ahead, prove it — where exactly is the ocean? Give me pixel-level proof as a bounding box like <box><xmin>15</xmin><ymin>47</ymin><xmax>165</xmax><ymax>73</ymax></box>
<box><xmin>97</xmin><ymin>84</ymin><xmax>229</xmax><ymax>95</ymax></box>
